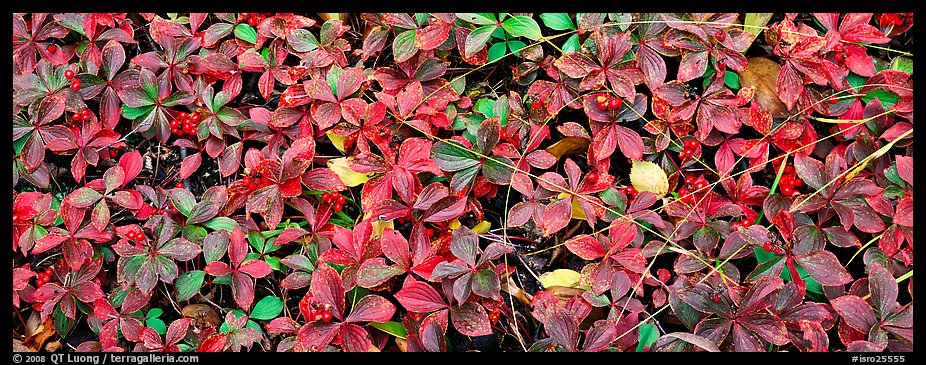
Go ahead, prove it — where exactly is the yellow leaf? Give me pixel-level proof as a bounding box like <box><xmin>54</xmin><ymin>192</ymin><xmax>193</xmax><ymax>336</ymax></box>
<box><xmin>472</xmin><ymin>220</ymin><xmax>491</xmax><ymax>234</ymax></box>
<box><xmin>448</xmin><ymin>219</ymin><xmax>461</xmax><ymax>230</ymax></box>
<box><xmin>326</xmin><ymin>131</ymin><xmax>346</xmax><ymax>153</ymax></box>
<box><xmin>556</xmin><ymin>192</ymin><xmax>587</xmax><ymax>220</ymax></box>
<box><xmin>364</xmin><ymin>211</ymin><xmax>395</xmax><ymax>239</ymax></box>
<box><xmin>327</xmin><ymin>157</ymin><xmax>369</xmax><ymax>187</ymax></box>
<box><xmin>539</xmin><ymin>269</ymin><xmax>581</xmax><ymax>288</ymax></box>
<box><xmin>630</xmin><ymin>159</ymin><xmax>669</xmax><ymax>197</ymax></box>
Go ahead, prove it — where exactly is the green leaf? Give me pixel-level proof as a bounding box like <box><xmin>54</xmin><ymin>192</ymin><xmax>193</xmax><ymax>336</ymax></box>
<box><xmin>636</xmin><ymin>323</ymin><xmax>659</xmax><ymax>352</ymax></box>
<box><xmin>182</xmin><ymin>225</ymin><xmax>208</xmax><ymax>245</ymax></box>
<box><xmin>862</xmin><ymin>89</ymin><xmax>900</xmax><ymax>109</ymax></box>
<box><xmin>456</xmin><ymin>13</ymin><xmax>498</xmax><ymax>25</ymax></box>
<box><xmin>175</xmin><ymin>270</ymin><xmax>205</xmax><ymax>301</ymax></box>
<box><xmin>891</xmin><ymin>56</ymin><xmax>912</xmax><ymax>75</ymax></box>
<box><xmin>487</xmin><ymin>42</ymin><xmax>506</xmax><ymax>63</ymax></box>
<box><xmin>724</xmin><ymin>71</ymin><xmax>740</xmax><ymax>90</ymax></box>
<box><xmin>508</xmin><ymin>40</ymin><xmax>527</xmax><ymax>56</ymax></box>
<box><xmin>501</xmin><ymin>16</ymin><xmax>542</xmax><ymax>40</ymax></box>
<box><xmin>432</xmin><ymin>141</ymin><xmax>481</xmax><ymax>172</ymax></box>
<box><xmin>248</xmin><ymin>231</ymin><xmax>267</xmax><ymax>254</ymax></box>
<box><xmin>265</xmin><ymin>257</ymin><xmax>281</xmax><ymax>271</ymax></box>
<box><xmin>202</xmin><ymin>217</ymin><xmax>238</xmax><ymax>232</ymax></box>
<box><xmin>168</xmin><ymin>189</ymin><xmax>196</xmax><ymax>217</ymax></box>
<box><xmin>122</xmin><ymin>105</ymin><xmax>153</xmax><ymax>120</ymax></box>
<box><xmin>474</xmin><ymin>98</ymin><xmax>495</xmax><ymax>117</ymax></box>
<box><xmin>493</xmin><ymin>96</ymin><xmax>510</xmax><ymax>126</ymax></box>
<box><xmin>147</xmin><ymin>317</ymin><xmax>167</xmax><ymax>335</ymax></box>
<box><xmin>743</xmin><ymin>13</ymin><xmax>773</xmax><ymax>37</ymax></box>
<box><xmin>562</xmin><ymin>34</ymin><xmax>581</xmax><ymax>54</ymax></box>
<box><xmin>540</xmin><ymin>13</ymin><xmax>575</xmax><ymax>30</ymax></box>
<box><xmin>213</xmin><ymin>274</ymin><xmax>232</xmax><ymax>285</ymax></box>
<box><xmin>369</xmin><ymin>321</ymin><xmax>407</xmax><ymax>339</ymax></box>
<box><xmin>234</xmin><ymin>24</ymin><xmax>258</xmax><ymax>44</ymax></box>
<box><xmin>465</xmin><ymin>25</ymin><xmax>497</xmax><ymax>57</ymax></box>
<box><xmin>146</xmin><ymin>307</ymin><xmax>163</xmax><ymax>319</ymax></box>
<box><xmin>392</xmin><ymin>30</ymin><xmax>417</xmax><ymax>63</ymax></box>
<box><xmin>250</xmin><ymin>296</ymin><xmax>284</xmax><ymax>320</ymax></box>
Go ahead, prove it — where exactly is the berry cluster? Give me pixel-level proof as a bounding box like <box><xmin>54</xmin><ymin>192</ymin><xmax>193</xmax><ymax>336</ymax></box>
<box><xmin>762</xmin><ymin>241</ymin><xmax>786</xmax><ymax>255</ymax></box>
<box><xmin>619</xmin><ymin>185</ymin><xmax>638</xmax><ymax>200</ymax></box>
<box><xmin>833</xmin><ymin>43</ymin><xmax>846</xmax><ymax>62</ymax></box>
<box><xmin>730</xmin><ymin>219</ymin><xmax>753</xmax><ymax>230</ymax></box>
<box><xmin>586</xmin><ymin>172</ymin><xmax>600</xmax><ymax>184</ymax></box>
<box><xmin>125</xmin><ymin>229</ymin><xmax>145</xmax><ymax>241</ymax></box>
<box><xmin>778</xmin><ymin>164</ymin><xmax>803</xmax><ymax>198</ymax></box>
<box><xmin>65</xmin><ymin>69</ymin><xmax>81</xmax><ymax>91</ymax></box>
<box><xmin>109</xmin><ymin>141</ymin><xmax>126</xmax><ymax>158</ymax></box>
<box><xmin>530</xmin><ymin>97</ymin><xmax>545</xmax><ymax>110</ymax></box>
<box><xmin>242</xmin><ymin>171</ymin><xmax>272</xmax><ymax>191</ymax></box>
<box><xmin>594</xmin><ymin>93</ymin><xmax>623</xmax><ymax>111</ymax></box>
<box><xmin>71</xmin><ymin>108</ymin><xmax>93</xmax><ymax>123</ymax></box>
<box><xmin>35</xmin><ymin>267</ymin><xmax>55</xmax><ymax>287</ymax></box>
<box><xmin>678</xmin><ymin>174</ymin><xmax>709</xmax><ymax>204</ymax></box>
<box><xmin>243</xmin><ymin>13</ymin><xmax>268</xmax><ymax>27</ymax></box>
<box><xmin>298</xmin><ymin>293</ymin><xmax>333</xmax><ymax>323</ymax></box>
<box><xmin>321</xmin><ymin>190</ymin><xmax>347</xmax><ymax>212</ymax></box>
<box><xmin>170</xmin><ymin>111</ymin><xmax>201</xmax><ymax>136</ymax></box>
<box><xmin>679</xmin><ymin>139</ymin><xmax>700</xmax><ymax>159</ymax></box>
<box><xmin>879</xmin><ymin>13</ymin><xmax>912</xmax><ymax>27</ymax></box>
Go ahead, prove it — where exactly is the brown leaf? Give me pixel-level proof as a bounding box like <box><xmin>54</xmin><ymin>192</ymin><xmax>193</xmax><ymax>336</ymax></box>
<box><xmin>545</xmin><ymin>137</ymin><xmax>589</xmax><ymax>159</ymax></box>
<box><xmin>22</xmin><ymin>318</ymin><xmax>56</xmax><ymax>352</ymax></box>
<box><xmin>182</xmin><ymin>304</ymin><xmax>222</xmax><ymax>331</ymax></box>
<box><xmin>737</xmin><ymin>57</ymin><xmax>789</xmax><ymax>118</ymax></box>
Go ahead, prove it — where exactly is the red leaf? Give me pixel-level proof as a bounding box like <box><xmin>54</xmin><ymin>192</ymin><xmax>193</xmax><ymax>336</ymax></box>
<box><xmin>395</xmin><ymin>281</ymin><xmax>448</xmax><ymax>313</ymax></box>
<box><xmin>345</xmin><ymin>295</ymin><xmax>396</xmax><ymax>323</ymax></box>
<box><xmin>776</xmin><ymin>62</ymin><xmax>803</xmax><ymax>111</ymax></box>
<box><xmin>339</xmin><ymin>323</ymin><xmax>374</xmax><ymax>352</ymax></box>
<box><xmin>311</xmin><ymin>264</ymin><xmax>345</xmax><ymax>319</ymax></box>
<box><xmin>449</xmin><ymin>302</ymin><xmax>491</xmax><ymax>337</ymax></box>
<box><xmin>238</xmin><ymin>259</ymin><xmax>271</xmax><ymax>278</ymax></box>
<box><xmin>564</xmin><ymin>235</ymin><xmax>605</xmax><ymax>260</ymax></box>
<box><xmin>830</xmin><ymin>295</ymin><xmax>877</xmax><ymax>333</ymax></box>
<box><xmin>795</xmin><ymin>250</ymin><xmax>853</xmax><ymax>286</ymax></box>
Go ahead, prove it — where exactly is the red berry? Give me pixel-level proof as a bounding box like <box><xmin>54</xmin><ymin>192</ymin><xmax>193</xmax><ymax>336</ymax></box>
<box><xmin>336</xmin><ymin>195</ymin><xmax>347</xmax><ymax>205</ymax></box>
<box><xmin>190</xmin><ymin>113</ymin><xmax>201</xmax><ymax>123</ymax></box>
<box><xmin>781</xmin><ymin>186</ymin><xmax>794</xmax><ymax>196</ymax></box>
<box><xmin>313</xmin><ymin>313</ymin><xmax>324</xmax><ymax>322</ymax></box>
<box><xmin>170</xmin><ymin>120</ymin><xmax>180</xmax><ymax>128</ymax></box>
<box><xmin>597</xmin><ymin>101</ymin><xmax>609</xmax><ymax>110</ymax></box>
<box><xmin>608</xmin><ymin>97</ymin><xmax>623</xmax><ymax>109</ymax></box>
<box><xmin>835</xmin><ymin>52</ymin><xmax>844</xmax><ymax>62</ymax></box>
<box><xmin>763</xmin><ymin>242</ymin><xmax>773</xmax><ymax>252</ymax></box>
<box><xmin>712</xmin><ymin>294</ymin><xmax>720</xmax><ymax>303</ymax></box>
<box><xmin>64</xmin><ymin>69</ymin><xmax>75</xmax><ymax>79</ymax></box>
<box><xmin>682</xmin><ymin>148</ymin><xmax>693</xmax><ymax>158</ymax></box>
<box><xmin>684</xmin><ymin>139</ymin><xmax>698</xmax><ymax>150</ymax></box>
<box><xmin>178</xmin><ymin>112</ymin><xmax>188</xmax><ymax>120</ymax></box>
<box><xmin>793</xmin><ymin>178</ymin><xmax>803</xmax><ymax>187</ymax></box>
<box><xmin>70</xmin><ymin>78</ymin><xmax>82</xmax><ymax>91</ymax></box>
<box><xmin>586</xmin><ymin>172</ymin><xmax>599</xmax><ymax>184</ymax></box>
<box><xmin>48</xmin><ymin>44</ymin><xmax>57</xmax><ymax>53</ymax></box>
<box><xmin>321</xmin><ymin>311</ymin><xmax>332</xmax><ymax>322</ymax></box>
<box><xmin>247</xmin><ymin>17</ymin><xmax>258</xmax><ymax>26</ymax></box>
<box><xmin>784</xmin><ymin>165</ymin><xmax>794</xmax><ymax>173</ymax></box>
<box><xmin>426</xmin><ymin>228</ymin><xmax>435</xmax><ymax>237</ymax></box>
<box><xmin>779</xmin><ymin>178</ymin><xmax>794</xmax><ymax>188</ymax></box>
<box><xmin>716</xmin><ymin>30</ymin><xmax>726</xmax><ymax>41</ymax></box>
<box><xmin>176</xmin><ymin>182</ymin><xmax>184</xmax><ymax>188</ymax></box>
<box><xmin>333</xmin><ymin>204</ymin><xmax>343</xmax><ymax>212</ymax></box>
<box><xmin>531</xmin><ymin>99</ymin><xmax>543</xmax><ymax>109</ymax></box>
<box><xmin>626</xmin><ymin>186</ymin><xmax>637</xmax><ymax>195</ymax></box>
<box><xmin>717</xmin><ymin>60</ymin><xmax>726</xmax><ymax>71</ymax></box>
<box><xmin>685</xmin><ymin>175</ymin><xmax>696</xmax><ymax>185</ymax></box>
<box><xmin>695</xmin><ymin>181</ymin><xmax>707</xmax><ymax>190</ymax></box>
<box><xmin>321</xmin><ymin>192</ymin><xmax>331</xmax><ymax>202</ymax></box>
